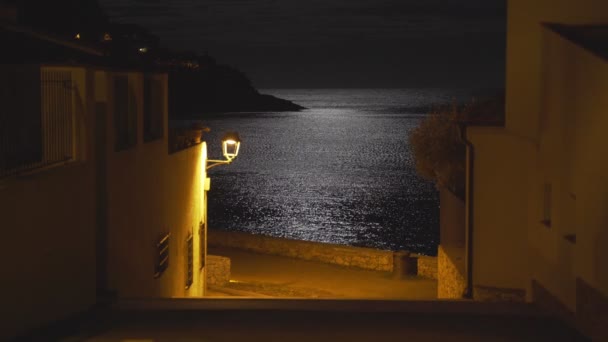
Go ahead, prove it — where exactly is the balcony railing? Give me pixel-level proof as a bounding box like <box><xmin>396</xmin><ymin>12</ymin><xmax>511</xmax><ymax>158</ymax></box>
<box><xmin>0</xmin><ymin>69</ymin><xmax>76</xmax><ymax>178</ymax></box>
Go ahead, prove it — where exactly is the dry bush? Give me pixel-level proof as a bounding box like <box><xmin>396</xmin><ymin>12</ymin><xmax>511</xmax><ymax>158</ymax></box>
<box><xmin>409</xmin><ymin>103</ymin><xmax>465</xmax><ymax>197</ymax></box>
<box><xmin>409</xmin><ymin>96</ymin><xmax>504</xmax><ymax>198</ymax></box>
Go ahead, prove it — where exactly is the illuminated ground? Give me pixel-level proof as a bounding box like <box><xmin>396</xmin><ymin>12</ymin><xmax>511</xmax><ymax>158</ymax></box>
<box><xmin>23</xmin><ymin>299</ymin><xmax>588</xmax><ymax>341</ymax></box>
<box><xmin>207</xmin><ymin>247</ymin><xmax>437</xmax><ymax>299</ymax></box>
<box><xmin>14</xmin><ymin>251</ymin><xmax>590</xmax><ymax>340</ymax></box>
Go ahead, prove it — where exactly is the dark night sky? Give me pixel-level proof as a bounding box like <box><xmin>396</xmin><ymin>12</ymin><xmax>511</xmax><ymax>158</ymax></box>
<box><xmin>98</xmin><ymin>0</ymin><xmax>506</xmax><ymax>89</ymax></box>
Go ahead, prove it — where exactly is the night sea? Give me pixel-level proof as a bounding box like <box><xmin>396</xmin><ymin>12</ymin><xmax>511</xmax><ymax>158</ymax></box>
<box><xmin>197</xmin><ymin>88</ymin><xmax>486</xmax><ymax>256</ymax></box>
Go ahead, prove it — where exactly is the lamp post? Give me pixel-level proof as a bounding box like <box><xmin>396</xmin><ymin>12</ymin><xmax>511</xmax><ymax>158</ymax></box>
<box><xmin>202</xmin><ymin>131</ymin><xmax>241</xmax><ymax>296</ymax></box>
<box><xmin>206</xmin><ymin>132</ymin><xmax>241</xmax><ymax>170</ymax></box>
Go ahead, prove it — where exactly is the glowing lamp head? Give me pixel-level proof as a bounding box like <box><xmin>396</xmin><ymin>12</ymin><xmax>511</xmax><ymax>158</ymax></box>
<box><xmin>221</xmin><ymin>132</ymin><xmax>241</xmax><ymax>160</ymax></box>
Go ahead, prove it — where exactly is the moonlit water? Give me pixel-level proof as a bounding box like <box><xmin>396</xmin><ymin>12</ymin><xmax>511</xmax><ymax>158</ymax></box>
<box><xmin>200</xmin><ymin>89</ymin><xmax>478</xmax><ymax>255</ymax></box>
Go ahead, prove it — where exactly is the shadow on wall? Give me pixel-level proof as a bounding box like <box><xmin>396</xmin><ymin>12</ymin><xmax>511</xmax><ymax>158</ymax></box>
<box><xmin>595</xmin><ymin>209</ymin><xmax>608</xmax><ymax>290</ymax></box>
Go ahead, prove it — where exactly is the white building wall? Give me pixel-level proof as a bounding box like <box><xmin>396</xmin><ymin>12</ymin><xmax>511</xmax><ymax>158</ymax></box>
<box><xmin>469</xmin><ymin>0</ymin><xmax>608</xmax><ymax>305</ymax></box>
<box><xmin>506</xmin><ymin>0</ymin><xmax>608</xmax><ymax>139</ymax></box>
<box><xmin>536</xmin><ymin>27</ymin><xmax>608</xmax><ymax>310</ymax></box>
<box><xmin>0</xmin><ymin>66</ymin><xmax>96</xmax><ymax>340</ymax></box>
<box><xmin>100</xmin><ymin>71</ymin><xmax>207</xmax><ymax>299</ymax></box>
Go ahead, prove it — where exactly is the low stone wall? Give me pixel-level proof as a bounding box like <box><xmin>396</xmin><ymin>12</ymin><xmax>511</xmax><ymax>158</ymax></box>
<box><xmin>417</xmin><ymin>255</ymin><xmax>438</xmax><ymax>280</ymax></box>
<box><xmin>438</xmin><ymin>244</ymin><xmax>466</xmax><ymax>298</ymax></box>
<box><xmin>207</xmin><ymin>255</ymin><xmax>231</xmax><ymax>287</ymax></box>
<box><xmin>474</xmin><ymin>285</ymin><xmax>526</xmax><ymax>302</ymax></box>
<box><xmin>209</xmin><ymin>230</ymin><xmax>437</xmax><ymax>278</ymax></box>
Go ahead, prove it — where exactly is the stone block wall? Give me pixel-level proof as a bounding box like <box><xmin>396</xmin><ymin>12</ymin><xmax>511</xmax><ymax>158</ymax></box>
<box><xmin>438</xmin><ymin>245</ymin><xmax>466</xmax><ymax>298</ymax></box>
<box><xmin>207</xmin><ymin>255</ymin><xmax>231</xmax><ymax>287</ymax></box>
<box><xmin>474</xmin><ymin>285</ymin><xmax>526</xmax><ymax>302</ymax></box>
<box><xmin>209</xmin><ymin>230</ymin><xmax>437</xmax><ymax>278</ymax></box>
<box><xmin>416</xmin><ymin>255</ymin><xmax>438</xmax><ymax>280</ymax></box>
<box><xmin>209</xmin><ymin>230</ymin><xmax>392</xmax><ymax>271</ymax></box>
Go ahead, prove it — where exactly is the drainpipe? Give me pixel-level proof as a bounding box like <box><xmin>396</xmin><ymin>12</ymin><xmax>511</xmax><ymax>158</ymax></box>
<box><xmin>460</xmin><ymin>123</ymin><xmax>475</xmax><ymax>299</ymax></box>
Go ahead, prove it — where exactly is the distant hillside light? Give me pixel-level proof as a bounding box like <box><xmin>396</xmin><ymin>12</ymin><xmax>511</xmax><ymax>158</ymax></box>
<box><xmin>74</xmin><ymin>33</ymin><xmax>81</xmax><ymax>40</ymax></box>
<box><xmin>206</xmin><ymin>131</ymin><xmax>241</xmax><ymax>170</ymax></box>
<box><xmin>138</xmin><ymin>47</ymin><xmax>149</xmax><ymax>53</ymax></box>
<box><xmin>103</xmin><ymin>33</ymin><xmax>112</xmax><ymax>41</ymax></box>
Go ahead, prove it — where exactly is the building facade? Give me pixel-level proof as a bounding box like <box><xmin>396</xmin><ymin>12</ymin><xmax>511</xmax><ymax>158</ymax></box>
<box><xmin>0</xmin><ymin>63</ymin><xmax>209</xmax><ymax>340</ymax></box>
<box><xmin>465</xmin><ymin>0</ymin><xmax>608</xmax><ymax>337</ymax></box>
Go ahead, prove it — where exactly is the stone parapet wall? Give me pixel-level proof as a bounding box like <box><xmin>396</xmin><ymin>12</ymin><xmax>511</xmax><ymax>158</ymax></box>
<box><xmin>209</xmin><ymin>230</ymin><xmax>437</xmax><ymax>277</ymax></box>
<box><xmin>209</xmin><ymin>230</ymin><xmax>392</xmax><ymax>271</ymax></box>
<box><xmin>438</xmin><ymin>244</ymin><xmax>466</xmax><ymax>298</ymax></box>
<box><xmin>417</xmin><ymin>255</ymin><xmax>438</xmax><ymax>280</ymax></box>
<box><xmin>474</xmin><ymin>285</ymin><xmax>526</xmax><ymax>302</ymax></box>
<box><xmin>207</xmin><ymin>255</ymin><xmax>231</xmax><ymax>287</ymax></box>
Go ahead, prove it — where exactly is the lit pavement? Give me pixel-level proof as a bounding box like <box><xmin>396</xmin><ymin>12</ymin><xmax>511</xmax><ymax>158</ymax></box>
<box><xmin>207</xmin><ymin>247</ymin><xmax>437</xmax><ymax>299</ymax></box>
<box><xmin>16</xmin><ymin>249</ymin><xmax>590</xmax><ymax>341</ymax></box>
<box><xmin>61</xmin><ymin>299</ymin><xmax>587</xmax><ymax>342</ymax></box>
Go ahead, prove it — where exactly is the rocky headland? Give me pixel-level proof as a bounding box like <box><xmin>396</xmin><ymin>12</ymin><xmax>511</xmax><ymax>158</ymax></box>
<box><xmin>7</xmin><ymin>0</ymin><xmax>305</xmax><ymax>117</ymax></box>
<box><xmin>167</xmin><ymin>59</ymin><xmax>305</xmax><ymax>119</ymax></box>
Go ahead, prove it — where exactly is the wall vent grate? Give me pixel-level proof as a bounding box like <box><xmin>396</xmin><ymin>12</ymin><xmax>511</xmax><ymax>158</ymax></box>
<box><xmin>186</xmin><ymin>233</ymin><xmax>193</xmax><ymax>289</ymax></box>
<box><xmin>154</xmin><ymin>233</ymin><xmax>170</xmax><ymax>278</ymax></box>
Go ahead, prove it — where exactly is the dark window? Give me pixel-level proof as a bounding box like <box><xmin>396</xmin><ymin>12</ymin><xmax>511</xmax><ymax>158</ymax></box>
<box><xmin>144</xmin><ymin>75</ymin><xmax>164</xmax><ymax>142</ymax></box>
<box><xmin>0</xmin><ymin>66</ymin><xmax>42</xmax><ymax>176</ymax></box>
<box><xmin>186</xmin><ymin>233</ymin><xmax>193</xmax><ymax>289</ymax></box>
<box><xmin>1</xmin><ymin>67</ymin><xmax>77</xmax><ymax>178</ymax></box>
<box><xmin>154</xmin><ymin>233</ymin><xmax>170</xmax><ymax>278</ymax></box>
<box><xmin>114</xmin><ymin>75</ymin><xmax>137</xmax><ymax>151</ymax></box>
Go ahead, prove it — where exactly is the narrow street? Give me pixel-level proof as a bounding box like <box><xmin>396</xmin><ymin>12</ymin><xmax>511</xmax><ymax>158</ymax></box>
<box><xmin>208</xmin><ymin>246</ymin><xmax>435</xmax><ymax>299</ymax></box>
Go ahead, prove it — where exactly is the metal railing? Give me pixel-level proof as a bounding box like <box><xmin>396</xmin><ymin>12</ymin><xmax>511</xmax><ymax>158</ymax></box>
<box><xmin>0</xmin><ymin>69</ymin><xmax>76</xmax><ymax>178</ymax></box>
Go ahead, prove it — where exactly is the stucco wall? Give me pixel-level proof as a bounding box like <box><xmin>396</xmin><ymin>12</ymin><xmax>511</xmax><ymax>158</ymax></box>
<box><xmin>440</xmin><ymin>188</ymin><xmax>465</xmax><ymax>248</ymax></box>
<box><xmin>531</xmin><ymin>27</ymin><xmax>608</xmax><ymax>313</ymax></box>
<box><xmin>0</xmin><ymin>66</ymin><xmax>208</xmax><ymax>339</ymax></box>
<box><xmin>101</xmin><ymin>71</ymin><xmax>206</xmax><ymax>299</ymax></box>
<box><xmin>479</xmin><ymin>1</ymin><xmax>608</xmax><ymax>331</ymax></box>
<box><xmin>564</xmin><ymin>49</ymin><xmax>608</xmax><ymax>314</ymax></box>
<box><xmin>467</xmin><ymin>127</ymin><xmax>533</xmax><ymax>292</ymax></box>
<box><xmin>506</xmin><ymin>0</ymin><xmax>608</xmax><ymax>139</ymax></box>
<box><xmin>0</xmin><ymin>67</ymin><xmax>97</xmax><ymax>340</ymax></box>
<box><xmin>502</xmin><ymin>0</ymin><xmax>608</xmax><ymax>302</ymax></box>
<box><xmin>209</xmin><ymin>230</ymin><xmax>437</xmax><ymax>279</ymax></box>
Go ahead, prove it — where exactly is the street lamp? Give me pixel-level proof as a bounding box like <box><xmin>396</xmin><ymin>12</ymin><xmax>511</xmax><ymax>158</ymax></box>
<box><xmin>201</xmin><ymin>131</ymin><xmax>240</xmax><ymax>296</ymax></box>
<box><xmin>206</xmin><ymin>132</ymin><xmax>241</xmax><ymax>170</ymax></box>
<box><xmin>199</xmin><ymin>129</ymin><xmax>241</xmax><ymax>296</ymax></box>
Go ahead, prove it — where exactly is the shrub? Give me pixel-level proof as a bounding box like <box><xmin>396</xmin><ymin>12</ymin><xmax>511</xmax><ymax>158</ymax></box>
<box><xmin>409</xmin><ymin>103</ymin><xmax>465</xmax><ymax>197</ymax></box>
<box><xmin>409</xmin><ymin>96</ymin><xmax>504</xmax><ymax>198</ymax></box>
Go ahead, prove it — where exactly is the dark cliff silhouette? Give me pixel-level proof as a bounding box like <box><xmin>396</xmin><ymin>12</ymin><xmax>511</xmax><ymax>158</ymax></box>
<box><xmin>3</xmin><ymin>0</ymin><xmax>304</xmax><ymax>116</ymax></box>
<box><xmin>168</xmin><ymin>60</ymin><xmax>304</xmax><ymax>118</ymax></box>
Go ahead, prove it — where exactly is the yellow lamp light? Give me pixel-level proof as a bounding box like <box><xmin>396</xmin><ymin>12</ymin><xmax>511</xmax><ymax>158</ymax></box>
<box><xmin>222</xmin><ymin>132</ymin><xmax>241</xmax><ymax>160</ymax></box>
<box><xmin>206</xmin><ymin>131</ymin><xmax>241</xmax><ymax>170</ymax></box>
